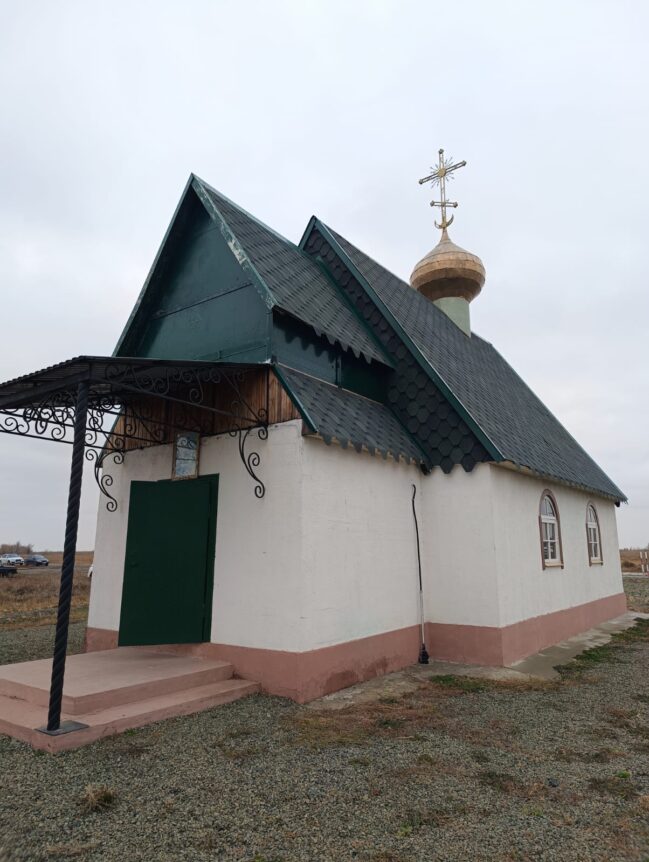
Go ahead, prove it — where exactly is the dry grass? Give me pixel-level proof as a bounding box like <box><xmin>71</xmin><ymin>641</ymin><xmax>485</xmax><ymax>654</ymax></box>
<box><xmin>290</xmin><ymin>620</ymin><xmax>649</xmax><ymax>758</ymax></box>
<box><xmin>477</xmin><ymin>769</ymin><xmax>551</xmax><ymax>800</ymax></box>
<box><xmin>0</xmin><ymin>552</ymin><xmax>91</xmax><ymax>629</ymax></box>
<box><xmin>395</xmin><ymin>803</ymin><xmax>468</xmax><ymax>836</ymax></box>
<box><xmin>427</xmin><ymin>674</ymin><xmax>557</xmax><ymax>694</ymax></box>
<box><xmin>554</xmin><ymin>746</ymin><xmax>624</xmax><ymax>764</ymax></box>
<box><xmin>588</xmin><ymin>774</ymin><xmax>639</xmax><ymax>800</ymax></box>
<box><xmin>289</xmin><ymin>676</ymin><xmax>553</xmax><ymax>751</ymax></box>
<box><xmin>79</xmin><ymin>784</ymin><xmax>117</xmax><ymax>813</ymax></box>
<box><xmin>40</xmin><ymin>550</ymin><xmax>94</xmax><ymax>568</ymax></box>
<box><xmin>620</xmin><ymin>549</ymin><xmax>646</xmax><ymax>573</ymax></box>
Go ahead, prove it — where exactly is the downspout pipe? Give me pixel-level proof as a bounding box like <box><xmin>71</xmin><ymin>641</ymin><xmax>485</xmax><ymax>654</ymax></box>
<box><xmin>411</xmin><ymin>484</ymin><xmax>429</xmax><ymax>664</ymax></box>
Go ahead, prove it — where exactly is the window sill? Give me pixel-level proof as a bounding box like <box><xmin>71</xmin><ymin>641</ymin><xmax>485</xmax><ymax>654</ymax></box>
<box><xmin>589</xmin><ymin>560</ymin><xmax>603</xmax><ymax>566</ymax></box>
<box><xmin>543</xmin><ymin>561</ymin><xmax>563</xmax><ymax>569</ymax></box>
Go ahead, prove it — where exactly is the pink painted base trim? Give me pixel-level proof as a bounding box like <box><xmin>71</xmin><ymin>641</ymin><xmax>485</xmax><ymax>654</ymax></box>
<box><xmin>425</xmin><ymin>592</ymin><xmax>628</xmax><ymax>666</ymax></box>
<box><xmin>83</xmin><ymin>592</ymin><xmax>627</xmax><ymax>702</ymax></box>
<box><xmin>499</xmin><ymin>592</ymin><xmax>627</xmax><ymax>665</ymax></box>
<box><xmin>210</xmin><ymin>625</ymin><xmax>422</xmax><ymax>703</ymax></box>
<box><xmin>85</xmin><ymin>627</ymin><xmax>119</xmax><ymax>652</ymax></box>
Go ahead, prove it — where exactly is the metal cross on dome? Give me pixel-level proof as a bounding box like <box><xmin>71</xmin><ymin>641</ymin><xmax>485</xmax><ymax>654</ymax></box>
<box><xmin>418</xmin><ymin>149</ymin><xmax>467</xmax><ymax>231</ymax></box>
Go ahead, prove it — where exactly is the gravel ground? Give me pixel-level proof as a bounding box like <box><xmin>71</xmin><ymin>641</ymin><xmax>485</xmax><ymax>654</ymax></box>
<box><xmin>1</xmin><ymin>583</ymin><xmax>649</xmax><ymax>862</ymax></box>
<box><xmin>0</xmin><ymin>620</ymin><xmax>85</xmax><ymax>665</ymax></box>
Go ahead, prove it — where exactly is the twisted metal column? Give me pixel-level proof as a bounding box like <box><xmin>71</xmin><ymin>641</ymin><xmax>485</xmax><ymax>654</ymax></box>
<box><xmin>44</xmin><ymin>381</ymin><xmax>89</xmax><ymax>733</ymax></box>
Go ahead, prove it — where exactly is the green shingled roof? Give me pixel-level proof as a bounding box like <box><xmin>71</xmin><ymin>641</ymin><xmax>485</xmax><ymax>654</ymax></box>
<box><xmin>193</xmin><ymin>178</ymin><xmax>387</xmax><ymax>365</ymax></box>
<box><xmin>318</xmin><ymin>224</ymin><xmax>625</xmax><ymax>502</ymax></box>
<box><xmin>276</xmin><ymin>365</ymin><xmax>426</xmax><ymax>465</ymax></box>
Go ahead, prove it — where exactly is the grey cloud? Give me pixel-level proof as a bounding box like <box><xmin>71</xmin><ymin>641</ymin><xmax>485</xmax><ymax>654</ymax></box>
<box><xmin>1</xmin><ymin>0</ymin><xmax>647</xmax><ymax>548</ymax></box>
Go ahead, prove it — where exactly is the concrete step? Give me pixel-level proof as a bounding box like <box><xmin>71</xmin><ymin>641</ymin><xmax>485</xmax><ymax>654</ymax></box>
<box><xmin>0</xmin><ymin>647</ymin><xmax>234</xmax><ymax>715</ymax></box>
<box><xmin>0</xmin><ymin>677</ymin><xmax>260</xmax><ymax>752</ymax></box>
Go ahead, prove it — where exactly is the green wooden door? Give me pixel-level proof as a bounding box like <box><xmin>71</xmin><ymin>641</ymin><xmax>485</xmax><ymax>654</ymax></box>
<box><xmin>118</xmin><ymin>475</ymin><xmax>218</xmax><ymax>646</ymax></box>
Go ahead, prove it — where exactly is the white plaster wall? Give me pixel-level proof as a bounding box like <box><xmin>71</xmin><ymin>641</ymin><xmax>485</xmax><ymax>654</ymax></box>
<box><xmin>89</xmin><ymin>419</ymin><xmax>624</xmax><ymax>655</ymax></box>
<box><xmin>89</xmin><ymin>420</ymin><xmax>306</xmax><ymax>650</ymax></box>
<box><xmin>489</xmin><ymin>465</ymin><xmax>624</xmax><ymax>627</ymax></box>
<box><xmin>299</xmin><ymin>439</ymin><xmax>422</xmax><ymax>649</ymax></box>
<box><xmin>419</xmin><ymin>463</ymin><xmax>501</xmax><ymax>627</ymax></box>
<box><xmin>206</xmin><ymin>421</ymin><xmax>305</xmax><ymax>651</ymax></box>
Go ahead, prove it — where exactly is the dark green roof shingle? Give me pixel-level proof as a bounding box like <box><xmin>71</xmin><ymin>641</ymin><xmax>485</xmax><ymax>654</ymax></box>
<box><xmin>277</xmin><ymin>366</ymin><xmax>425</xmax><ymax>465</ymax></box>
<box><xmin>195</xmin><ymin>179</ymin><xmax>386</xmax><ymax>365</ymax></box>
<box><xmin>322</xmin><ymin>225</ymin><xmax>625</xmax><ymax>502</ymax></box>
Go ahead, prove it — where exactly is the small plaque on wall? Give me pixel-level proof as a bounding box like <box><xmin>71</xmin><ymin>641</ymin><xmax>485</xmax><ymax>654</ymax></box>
<box><xmin>172</xmin><ymin>431</ymin><xmax>200</xmax><ymax>479</ymax></box>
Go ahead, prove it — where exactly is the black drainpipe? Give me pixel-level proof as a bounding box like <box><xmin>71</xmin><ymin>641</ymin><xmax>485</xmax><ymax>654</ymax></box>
<box><xmin>411</xmin><ymin>484</ymin><xmax>429</xmax><ymax>664</ymax></box>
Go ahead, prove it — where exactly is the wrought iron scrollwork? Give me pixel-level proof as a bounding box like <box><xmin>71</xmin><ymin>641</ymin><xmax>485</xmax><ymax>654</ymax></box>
<box><xmin>230</xmin><ymin>420</ymin><xmax>268</xmax><ymax>499</ymax></box>
<box><xmin>0</xmin><ymin>361</ymin><xmax>272</xmax><ymax>508</ymax></box>
<box><xmin>85</xmin><ymin>446</ymin><xmax>125</xmax><ymax>512</ymax></box>
<box><xmin>0</xmin><ymin>392</ymin><xmax>77</xmax><ymax>444</ymax></box>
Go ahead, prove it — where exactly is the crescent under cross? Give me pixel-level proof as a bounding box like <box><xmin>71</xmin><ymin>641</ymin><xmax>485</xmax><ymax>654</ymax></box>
<box><xmin>418</xmin><ymin>149</ymin><xmax>467</xmax><ymax>230</ymax></box>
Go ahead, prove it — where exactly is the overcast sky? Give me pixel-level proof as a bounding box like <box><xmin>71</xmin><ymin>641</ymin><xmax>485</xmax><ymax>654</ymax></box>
<box><xmin>1</xmin><ymin>0</ymin><xmax>647</xmax><ymax>550</ymax></box>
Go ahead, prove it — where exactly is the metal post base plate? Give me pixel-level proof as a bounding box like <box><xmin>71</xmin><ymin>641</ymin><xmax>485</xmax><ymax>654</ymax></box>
<box><xmin>36</xmin><ymin>720</ymin><xmax>89</xmax><ymax>736</ymax></box>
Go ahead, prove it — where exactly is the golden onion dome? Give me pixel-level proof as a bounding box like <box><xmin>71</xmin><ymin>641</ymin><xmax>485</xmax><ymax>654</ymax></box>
<box><xmin>410</xmin><ymin>228</ymin><xmax>485</xmax><ymax>303</ymax></box>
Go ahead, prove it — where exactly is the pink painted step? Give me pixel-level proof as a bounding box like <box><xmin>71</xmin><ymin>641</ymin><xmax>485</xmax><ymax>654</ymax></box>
<box><xmin>0</xmin><ymin>677</ymin><xmax>260</xmax><ymax>753</ymax></box>
<box><xmin>0</xmin><ymin>648</ymin><xmax>234</xmax><ymax>715</ymax></box>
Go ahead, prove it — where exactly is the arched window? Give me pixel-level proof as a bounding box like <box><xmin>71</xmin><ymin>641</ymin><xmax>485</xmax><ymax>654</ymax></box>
<box><xmin>539</xmin><ymin>492</ymin><xmax>562</xmax><ymax>568</ymax></box>
<box><xmin>586</xmin><ymin>503</ymin><xmax>603</xmax><ymax>564</ymax></box>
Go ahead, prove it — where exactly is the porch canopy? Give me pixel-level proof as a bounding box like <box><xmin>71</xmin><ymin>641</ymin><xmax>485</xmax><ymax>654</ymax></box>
<box><xmin>0</xmin><ymin>355</ymin><xmax>271</xmax><ymax>735</ymax></box>
<box><xmin>0</xmin><ymin>355</ymin><xmax>271</xmax><ymax>441</ymax></box>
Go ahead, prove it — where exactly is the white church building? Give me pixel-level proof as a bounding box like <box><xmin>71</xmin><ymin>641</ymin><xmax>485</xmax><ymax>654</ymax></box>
<box><xmin>80</xmin><ymin>165</ymin><xmax>626</xmax><ymax>703</ymax></box>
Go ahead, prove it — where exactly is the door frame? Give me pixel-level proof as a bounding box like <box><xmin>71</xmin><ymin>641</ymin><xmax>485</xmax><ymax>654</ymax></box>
<box><xmin>198</xmin><ymin>474</ymin><xmax>218</xmax><ymax>641</ymax></box>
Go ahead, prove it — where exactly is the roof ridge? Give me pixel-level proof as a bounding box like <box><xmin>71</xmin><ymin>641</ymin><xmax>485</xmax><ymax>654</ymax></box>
<box><xmin>322</xmin><ymin>221</ymin><xmax>493</xmax><ymax>342</ymax></box>
<box><xmin>323</xmin><ymin>222</ymin><xmax>410</xmax><ymax>287</ymax></box>
<box><xmin>312</xmin><ymin>220</ymin><xmax>503</xmax><ymax>461</ymax></box>
<box><xmin>196</xmin><ymin>178</ymin><xmax>346</xmax><ymax>290</ymax></box>
<box><xmin>192</xmin><ymin>175</ymin><xmax>301</xmax><ymax>250</ymax></box>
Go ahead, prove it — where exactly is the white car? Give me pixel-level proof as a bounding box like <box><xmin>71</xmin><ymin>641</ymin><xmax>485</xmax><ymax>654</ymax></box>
<box><xmin>0</xmin><ymin>554</ymin><xmax>24</xmax><ymax>566</ymax></box>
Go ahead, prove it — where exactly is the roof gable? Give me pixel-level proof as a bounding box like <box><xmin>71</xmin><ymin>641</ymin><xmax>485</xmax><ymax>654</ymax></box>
<box><xmin>193</xmin><ymin>178</ymin><xmax>388</xmax><ymax>365</ymax></box>
<box><xmin>115</xmin><ymin>178</ymin><xmax>272</xmax><ymax>362</ymax></box>
<box><xmin>116</xmin><ymin>176</ymin><xmax>388</xmax><ymax>367</ymax></box>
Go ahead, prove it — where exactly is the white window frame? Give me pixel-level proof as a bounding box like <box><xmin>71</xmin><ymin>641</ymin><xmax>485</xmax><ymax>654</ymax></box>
<box><xmin>539</xmin><ymin>492</ymin><xmax>563</xmax><ymax>568</ymax></box>
<box><xmin>586</xmin><ymin>503</ymin><xmax>603</xmax><ymax>565</ymax></box>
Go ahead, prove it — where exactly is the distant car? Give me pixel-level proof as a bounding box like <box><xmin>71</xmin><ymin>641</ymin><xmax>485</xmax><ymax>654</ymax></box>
<box><xmin>23</xmin><ymin>554</ymin><xmax>49</xmax><ymax>567</ymax></box>
<box><xmin>0</xmin><ymin>554</ymin><xmax>24</xmax><ymax>566</ymax></box>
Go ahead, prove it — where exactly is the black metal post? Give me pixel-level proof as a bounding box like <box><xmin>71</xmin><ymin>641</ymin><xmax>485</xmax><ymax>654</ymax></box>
<box><xmin>41</xmin><ymin>381</ymin><xmax>89</xmax><ymax>734</ymax></box>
